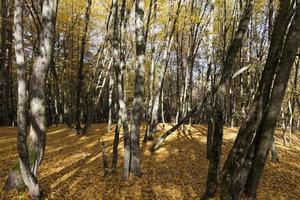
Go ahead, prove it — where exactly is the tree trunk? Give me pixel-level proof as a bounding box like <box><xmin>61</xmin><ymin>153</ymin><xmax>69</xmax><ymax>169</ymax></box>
<box><xmin>146</xmin><ymin>0</ymin><xmax>182</xmax><ymax>140</ymax></box>
<box><xmin>112</xmin><ymin>0</ymin><xmax>130</xmax><ymax>181</ymax></box>
<box><xmin>14</xmin><ymin>0</ymin><xmax>42</xmax><ymax>198</ymax></box>
<box><xmin>144</xmin><ymin>0</ymin><xmax>157</xmax><ymax>142</ymax></box>
<box><xmin>244</xmin><ymin>5</ymin><xmax>300</xmax><ymax>197</ymax></box>
<box><xmin>75</xmin><ymin>0</ymin><xmax>92</xmax><ymax>133</ymax></box>
<box><xmin>28</xmin><ymin>0</ymin><xmax>57</xmax><ymax>179</ymax></box>
<box><xmin>130</xmin><ymin>0</ymin><xmax>146</xmax><ymax>177</ymax></box>
<box><xmin>271</xmin><ymin>136</ymin><xmax>279</xmax><ymax>163</ymax></box>
<box><xmin>0</xmin><ymin>0</ymin><xmax>13</xmax><ymax>125</ymax></box>
<box><xmin>221</xmin><ymin>1</ymin><xmax>294</xmax><ymax>199</ymax></box>
<box><xmin>108</xmin><ymin>74</ymin><xmax>114</xmax><ymax>132</ymax></box>
<box><xmin>112</xmin><ymin>105</ymin><xmax>121</xmax><ymax>173</ymax></box>
<box><xmin>204</xmin><ymin>0</ymin><xmax>254</xmax><ymax>198</ymax></box>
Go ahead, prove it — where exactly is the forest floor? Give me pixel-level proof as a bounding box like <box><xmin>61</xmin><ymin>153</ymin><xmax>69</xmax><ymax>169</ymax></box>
<box><xmin>0</xmin><ymin>123</ymin><xmax>300</xmax><ymax>200</ymax></box>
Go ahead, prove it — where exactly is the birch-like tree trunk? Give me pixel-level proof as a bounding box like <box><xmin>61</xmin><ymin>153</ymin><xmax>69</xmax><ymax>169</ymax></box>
<box><xmin>112</xmin><ymin>0</ymin><xmax>130</xmax><ymax>181</ymax></box>
<box><xmin>28</xmin><ymin>0</ymin><xmax>57</xmax><ymax>179</ymax></box>
<box><xmin>14</xmin><ymin>0</ymin><xmax>42</xmax><ymax>198</ymax></box>
<box><xmin>108</xmin><ymin>74</ymin><xmax>114</xmax><ymax>132</ymax></box>
<box><xmin>15</xmin><ymin>0</ymin><xmax>56</xmax><ymax>198</ymax></box>
<box><xmin>130</xmin><ymin>0</ymin><xmax>146</xmax><ymax>176</ymax></box>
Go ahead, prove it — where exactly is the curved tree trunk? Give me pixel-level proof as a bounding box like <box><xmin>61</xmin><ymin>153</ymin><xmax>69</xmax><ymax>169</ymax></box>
<box><xmin>13</xmin><ymin>0</ymin><xmax>57</xmax><ymax>199</ymax></box>
<box><xmin>14</xmin><ymin>0</ymin><xmax>41</xmax><ymax>198</ymax></box>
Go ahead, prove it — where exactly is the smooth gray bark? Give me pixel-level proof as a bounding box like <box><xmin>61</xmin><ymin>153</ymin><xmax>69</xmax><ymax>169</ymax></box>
<box><xmin>112</xmin><ymin>0</ymin><xmax>130</xmax><ymax>181</ymax></box>
<box><xmin>130</xmin><ymin>0</ymin><xmax>146</xmax><ymax>176</ymax></box>
<box><xmin>14</xmin><ymin>0</ymin><xmax>41</xmax><ymax>198</ymax></box>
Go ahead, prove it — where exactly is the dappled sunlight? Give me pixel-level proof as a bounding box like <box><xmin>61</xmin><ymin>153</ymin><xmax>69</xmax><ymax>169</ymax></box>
<box><xmin>47</xmin><ymin>128</ymin><xmax>68</xmax><ymax>136</ymax></box>
<box><xmin>0</xmin><ymin>123</ymin><xmax>300</xmax><ymax>199</ymax></box>
<box><xmin>0</xmin><ymin>137</ymin><xmax>16</xmax><ymax>144</ymax></box>
<box><xmin>50</xmin><ymin>167</ymin><xmax>80</xmax><ymax>189</ymax></box>
<box><xmin>40</xmin><ymin>152</ymin><xmax>91</xmax><ymax>178</ymax></box>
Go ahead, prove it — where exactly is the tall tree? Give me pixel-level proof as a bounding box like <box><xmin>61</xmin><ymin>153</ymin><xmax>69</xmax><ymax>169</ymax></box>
<box><xmin>244</xmin><ymin>3</ymin><xmax>300</xmax><ymax>197</ymax></box>
<box><xmin>130</xmin><ymin>0</ymin><xmax>146</xmax><ymax>176</ymax></box>
<box><xmin>15</xmin><ymin>0</ymin><xmax>41</xmax><ymax>198</ymax></box>
<box><xmin>146</xmin><ymin>0</ymin><xmax>182</xmax><ymax>140</ymax></box>
<box><xmin>15</xmin><ymin>0</ymin><xmax>58</xmax><ymax>198</ymax></box>
<box><xmin>75</xmin><ymin>0</ymin><xmax>92</xmax><ymax>134</ymax></box>
<box><xmin>203</xmin><ymin>0</ymin><xmax>254</xmax><ymax>198</ymax></box>
<box><xmin>111</xmin><ymin>0</ymin><xmax>131</xmax><ymax>181</ymax></box>
<box><xmin>221</xmin><ymin>1</ymin><xmax>296</xmax><ymax>199</ymax></box>
<box><xmin>0</xmin><ymin>0</ymin><xmax>13</xmax><ymax>125</ymax></box>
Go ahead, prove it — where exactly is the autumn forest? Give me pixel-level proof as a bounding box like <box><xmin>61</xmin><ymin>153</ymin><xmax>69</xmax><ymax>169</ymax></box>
<box><xmin>0</xmin><ymin>0</ymin><xmax>300</xmax><ymax>199</ymax></box>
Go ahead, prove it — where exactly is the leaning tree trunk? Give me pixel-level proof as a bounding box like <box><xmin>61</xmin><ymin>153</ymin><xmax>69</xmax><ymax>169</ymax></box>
<box><xmin>130</xmin><ymin>0</ymin><xmax>146</xmax><ymax>177</ymax></box>
<box><xmin>146</xmin><ymin>0</ymin><xmax>182</xmax><ymax>140</ymax></box>
<box><xmin>244</xmin><ymin>5</ymin><xmax>300</xmax><ymax>198</ymax></box>
<box><xmin>203</xmin><ymin>1</ymin><xmax>254</xmax><ymax>198</ymax></box>
<box><xmin>221</xmin><ymin>1</ymin><xmax>295</xmax><ymax>199</ymax></box>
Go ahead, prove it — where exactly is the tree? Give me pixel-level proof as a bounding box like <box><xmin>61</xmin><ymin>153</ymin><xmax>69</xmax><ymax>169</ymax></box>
<box><xmin>14</xmin><ymin>0</ymin><xmax>57</xmax><ymax>198</ymax></box>
<box><xmin>244</xmin><ymin>3</ymin><xmax>300</xmax><ymax>197</ymax></box>
<box><xmin>75</xmin><ymin>0</ymin><xmax>92</xmax><ymax>134</ymax></box>
<box><xmin>221</xmin><ymin>1</ymin><xmax>300</xmax><ymax>199</ymax></box>
<box><xmin>130</xmin><ymin>0</ymin><xmax>146</xmax><ymax>176</ymax></box>
<box><xmin>145</xmin><ymin>0</ymin><xmax>182</xmax><ymax>141</ymax></box>
<box><xmin>203</xmin><ymin>1</ymin><xmax>254</xmax><ymax>198</ymax></box>
<box><xmin>0</xmin><ymin>0</ymin><xmax>13</xmax><ymax>125</ymax></box>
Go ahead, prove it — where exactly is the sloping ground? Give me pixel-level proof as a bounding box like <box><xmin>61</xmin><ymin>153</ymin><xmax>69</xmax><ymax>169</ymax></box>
<box><xmin>0</xmin><ymin>124</ymin><xmax>299</xmax><ymax>200</ymax></box>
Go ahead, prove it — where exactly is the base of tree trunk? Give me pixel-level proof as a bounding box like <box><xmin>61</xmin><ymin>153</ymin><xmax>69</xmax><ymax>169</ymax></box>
<box><xmin>3</xmin><ymin>170</ymin><xmax>25</xmax><ymax>192</ymax></box>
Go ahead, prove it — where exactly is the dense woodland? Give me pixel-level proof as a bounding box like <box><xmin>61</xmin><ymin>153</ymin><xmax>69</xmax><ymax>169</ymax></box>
<box><xmin>0</xmin><ymin>0</ymin><xmax>300</xmax><ymax>199</ymax></box>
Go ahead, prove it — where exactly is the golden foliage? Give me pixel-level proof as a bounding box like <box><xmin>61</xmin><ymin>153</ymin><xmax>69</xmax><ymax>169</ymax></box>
<box><xmin>0</xmin><ymin>124</ymin><xmax>300</xmax><ymax>199</ymax></box>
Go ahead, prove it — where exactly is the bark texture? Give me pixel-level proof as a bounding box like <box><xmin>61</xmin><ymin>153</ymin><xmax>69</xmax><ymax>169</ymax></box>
<box><xmin>221</xmin><ymin>1</ymin><xmax>296</xmax><ymax>199</ymax></box>
<box><xmin>130</xmin><ymin>0</ymin><xmax>146</xmax><ymax>176</ymax></box>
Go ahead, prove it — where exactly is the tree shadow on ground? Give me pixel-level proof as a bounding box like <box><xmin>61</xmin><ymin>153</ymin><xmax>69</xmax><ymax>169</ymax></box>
<box><xmin>1</xmin><ymin>124</ymin><xmax>300</xmax><ymax>200</ymax></box>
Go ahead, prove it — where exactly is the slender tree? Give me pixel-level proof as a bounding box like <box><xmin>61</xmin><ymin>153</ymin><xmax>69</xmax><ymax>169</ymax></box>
<box><xmin>221</xmin><ymin>1</ymin><xmax>296</xmax><ymax>199</ymax></box>
<box><xmin>15</xmin><ymin>0</ymin><xmax>57</xmax><ymax>198</ymax></box>
<box><xmin>75</xmin><ymin>0</ymin><xmax>92</xmax><ymax>134</ymax></box>
<box><xmin>130</xmin><ymin>0</ymin><xmax>146</xmax><ymax>176</ymax></box>
<box><xmin>203</xmin><ymin>0</ymin><xmax>254</xmax><ymax>198</ymax></box>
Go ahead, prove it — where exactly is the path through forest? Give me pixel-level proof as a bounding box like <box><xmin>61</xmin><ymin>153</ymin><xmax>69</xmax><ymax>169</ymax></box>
<box><xmin>1</xmin><ymin>124</ymin><xmax>300</xmax><ymax>200</ymax></box>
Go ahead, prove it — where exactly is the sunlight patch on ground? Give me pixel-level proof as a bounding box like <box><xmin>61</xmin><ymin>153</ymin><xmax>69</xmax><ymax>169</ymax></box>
<box><xmin>0</xmin><ymin>137</ymin><xmax>16</xmax><ymax>144</ymax></box>
<box><xmin>40</xmin><ymin>152</ymin><xmax>91</xmax><ymax>178</ymax></box>
<box><xmin>47</xmin><ymin>128</ymin><xmax>68</xmax><ymax>136</ymax></box>
<box><xmin>0</xmin><ymin>123</ymin><xmax>300</xmax><ymax>200</ymax></box>
<box><xmin>50</xmin><ymin>167</ymin><xmax>80</xmax><ymax>189</ymax></box>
